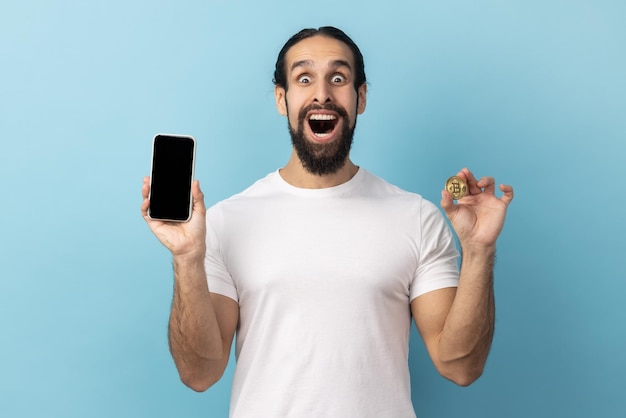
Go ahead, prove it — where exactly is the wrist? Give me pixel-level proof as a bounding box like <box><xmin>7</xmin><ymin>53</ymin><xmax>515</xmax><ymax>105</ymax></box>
<box><xmin>172</xmin><ymin>246</ymin><xmax>206</xmax><ymax>265</ymax></box>
<box><xmin>172</xmin><ymin>248</ymin><xmax>208</xmax><ymax>292</ymax></box>
<box><xmin>460</xmin><ymin>244</ymin><xmax>496</xmax><ymax>264</ymax></box>
<box><xmin>172</xmin><ymin>242</ymin><xmax>206</xmax><ymax>261</ymax></box>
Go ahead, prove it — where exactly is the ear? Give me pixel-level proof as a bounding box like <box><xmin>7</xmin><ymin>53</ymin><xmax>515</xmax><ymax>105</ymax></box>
<box><xmin>357</xmin><ymin>83</ymin><xmax>367</xmax><ymax>114</ymax></box>
<box><xmin>275</xmin><ymin>86</ymin><xmax>287</xmax><ymax>116</ymax></box>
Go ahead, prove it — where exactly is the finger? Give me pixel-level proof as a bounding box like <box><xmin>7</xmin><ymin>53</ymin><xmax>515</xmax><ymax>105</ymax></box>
<box><xmin>440</xmin><ymin>189</ymin><xmax>457</xmax><ymax>218</ymax></box>
<box><xmin>191</xmin><ymin>180</ymin><xmax>206</xmax><ymax>213</ymax></box>
<box><xmin>460</xmin><ymin>168</ymin><xmax>482</xmax><ymax>195</ymax></box>
<box><xmin>499</xmin><ymin>184</ymin><xmax>514</xmax><ymax>205</ymax></box>
<box><xmin>140</xmin><ymin>198</ymin><xmax>149</xmax><ymax>215</ymax></box>
<box><xmin>459</xmin><ymin>167</ymin><xmax>475</xmax><ymax>179</ymax></box>
<box><xmin>141</xmin><ymin>176</ymin><xmax>150</xmax><ymax>199</ymax></box>
<box><xmin>478</xmin><ymin>176</ymin><xmax>496</xmax><ymax>194</ymax></box>
<box><xmin>141</xmin><ymin>177</ymin><xmax>151</xmax><ymax>216</ymax></box>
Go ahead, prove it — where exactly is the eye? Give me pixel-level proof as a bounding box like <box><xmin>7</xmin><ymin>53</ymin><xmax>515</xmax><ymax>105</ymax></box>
<box><xmin>297</xmin><ymin>74</ymin><xmax>312</xmax><ymax>84</ymax></box>
<box><xmin>331</xmin><ymin>74</ymin><xmax>347</xmax><ymax>84</ymax></box>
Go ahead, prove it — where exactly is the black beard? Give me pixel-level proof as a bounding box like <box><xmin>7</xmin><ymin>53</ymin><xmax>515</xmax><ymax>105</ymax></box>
<box><xmin>287</xmin><ymin>102</ymin><xmax>356</xmax><ymax>176</ymax></box>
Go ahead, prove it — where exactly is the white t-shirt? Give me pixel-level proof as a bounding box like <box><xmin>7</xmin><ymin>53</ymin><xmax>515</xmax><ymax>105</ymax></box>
<box><xmin>205</xmin><ymin>169</ymin><xmax>460</xmax><ymax>418</ymax></box>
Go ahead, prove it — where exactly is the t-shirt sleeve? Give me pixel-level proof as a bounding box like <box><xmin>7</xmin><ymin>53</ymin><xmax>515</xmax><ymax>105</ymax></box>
<box><xmin>205</xmin><ymin>206</ymin><xmax>239</xmax><ymax>302</ymax></box>
<box><xmin>409</xmin><ymin>200</ymin><xmax>460</xmax><ymax>300</ymax></box>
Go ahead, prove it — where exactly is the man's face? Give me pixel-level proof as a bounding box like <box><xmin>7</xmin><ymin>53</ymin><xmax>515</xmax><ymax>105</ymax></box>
<box><xmin>275</xmin><ymin>35</ymin><xmax>367</xmax><ymax>175</ymax></box>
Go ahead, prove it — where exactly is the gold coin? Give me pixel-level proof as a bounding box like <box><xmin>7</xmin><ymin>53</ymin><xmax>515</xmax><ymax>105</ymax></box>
<box><xmin>445</xmin><ymin>176</ymin><xmax>468</xmax><ymax>200</ymax></box>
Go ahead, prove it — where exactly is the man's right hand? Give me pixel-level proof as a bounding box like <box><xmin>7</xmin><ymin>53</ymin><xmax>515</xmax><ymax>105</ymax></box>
<box><xmin>141</xmin><ymin>176</ymin><xmax>207</xmax><ymax>258</ymax></box>
<box><xmin>143</xmin><ymin>176</ymin><xmax>238</xmax><ymax>391</ymax></box>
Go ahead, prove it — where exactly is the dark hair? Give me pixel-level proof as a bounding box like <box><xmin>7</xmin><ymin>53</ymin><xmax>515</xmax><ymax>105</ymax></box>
<box><xmin>272</xmin><ymin>26</ymin><xmax>366</xmax><ymax>92</ymax></box>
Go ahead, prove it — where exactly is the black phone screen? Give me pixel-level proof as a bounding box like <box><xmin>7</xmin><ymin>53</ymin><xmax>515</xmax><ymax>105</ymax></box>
<box><xmin>148</xmin><ymin>134</ymin><xmax>195</xmax><ymax>221</ymax></box>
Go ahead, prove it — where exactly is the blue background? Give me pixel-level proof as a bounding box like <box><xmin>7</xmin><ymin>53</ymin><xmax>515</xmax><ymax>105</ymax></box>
<box><xmin>1</xmin><ymin>1</ymin><xmax>624</xmax><ymax>417</ymax></box>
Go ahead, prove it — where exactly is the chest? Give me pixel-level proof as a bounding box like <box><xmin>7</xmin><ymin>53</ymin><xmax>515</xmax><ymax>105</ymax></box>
<box><xmin>221</xmin><ymin>197</ymin><xmax>422</xmax><ymax>305</ymax></box>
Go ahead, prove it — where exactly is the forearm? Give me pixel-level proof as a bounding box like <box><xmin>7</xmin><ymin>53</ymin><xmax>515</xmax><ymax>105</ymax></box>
<box><xmin>437</xmin><ymin>245</ymin><xmax>496</xmax><ymax>385</ymax></box>
<box><xmin>168</xmin><ymin>251</ymin><xmax>226</xmax><ymax>390</ymax></box>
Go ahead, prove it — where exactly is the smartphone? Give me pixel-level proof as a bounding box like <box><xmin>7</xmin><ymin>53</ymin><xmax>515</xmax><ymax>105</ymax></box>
<box><xmin>148</xmin><ymin>134</ymin><xmax>196</xmax><ymax>222</ymax></box>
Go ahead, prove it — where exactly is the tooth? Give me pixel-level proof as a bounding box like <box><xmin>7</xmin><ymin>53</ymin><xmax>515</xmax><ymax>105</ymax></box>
<box><xmin>309</xmin><ymin>114</ymin><xmax>337</xmax><ymax>121</ymax></box>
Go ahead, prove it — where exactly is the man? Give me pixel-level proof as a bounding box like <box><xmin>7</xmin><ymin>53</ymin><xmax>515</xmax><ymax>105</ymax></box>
<box><xmin>141</xmin><ymin>26</ymin><xmax>514</xmax><ymax>418</ymax></box>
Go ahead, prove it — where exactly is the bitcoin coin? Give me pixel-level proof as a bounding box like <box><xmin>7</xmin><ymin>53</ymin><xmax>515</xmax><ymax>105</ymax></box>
<box><xmin>445</xmin><ymin>176</ymin><xmax>468</xmax><ymax>200</ymax></box>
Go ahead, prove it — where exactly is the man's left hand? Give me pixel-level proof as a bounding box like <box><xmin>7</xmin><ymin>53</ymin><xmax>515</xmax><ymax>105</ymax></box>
<box><xmin>440</xmin><ymin>167</ymin><xmax>514</xmax><ymax>250</ymax></box>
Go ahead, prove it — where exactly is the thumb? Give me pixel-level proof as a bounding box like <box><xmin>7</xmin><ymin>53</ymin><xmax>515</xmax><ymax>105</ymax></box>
<box><xmin>191</xmin><ymin>180</ymin><xmax>206</xmax><ymax>213</ymax></box>
<box><xmin>440</xmin><ymin>189</ymin><xmax>457</xmax><ymax>220</ymax></box>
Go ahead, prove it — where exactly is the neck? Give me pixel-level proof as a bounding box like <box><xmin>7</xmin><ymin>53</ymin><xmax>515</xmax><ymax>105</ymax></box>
<box><xmin>279</xmin><ymin>150</ymin><xmax>359</xmax><ymax>189</ymax></box>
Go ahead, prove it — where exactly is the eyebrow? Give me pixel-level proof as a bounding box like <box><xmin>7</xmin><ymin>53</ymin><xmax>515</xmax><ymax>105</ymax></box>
<box><xmin>290</xmin><ymin>59</ymin><xmax>353</xmax><ymax>73</ymax></box>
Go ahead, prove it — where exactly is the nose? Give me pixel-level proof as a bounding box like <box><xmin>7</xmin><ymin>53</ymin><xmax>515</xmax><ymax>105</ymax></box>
<box><xmin>313</xmin><ymin>81</ymin><xmax>332</xmax><ymax>104</ymax></box>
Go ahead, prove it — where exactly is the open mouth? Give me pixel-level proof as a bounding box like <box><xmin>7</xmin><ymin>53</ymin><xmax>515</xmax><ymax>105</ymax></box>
<box><xmin>308</xmin><ymin>113</ymin><xmax>338</xmax><ymax>138</ymax></box>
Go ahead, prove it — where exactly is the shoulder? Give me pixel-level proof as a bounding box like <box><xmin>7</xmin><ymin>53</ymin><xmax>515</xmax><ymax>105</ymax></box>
<box><xmin>359</xmin><ymin>169</ymin><xmax>429</xmax><ymax>203</ymax></box>
<box><xmin>209</xmin><ymin>171</ymin><xmax>281</xmax><ymax>208</ymax></box>
<box><xmin>359</xmin><ymin>169</ymin><xmax>446</xmax><ymax>221</ymax></box>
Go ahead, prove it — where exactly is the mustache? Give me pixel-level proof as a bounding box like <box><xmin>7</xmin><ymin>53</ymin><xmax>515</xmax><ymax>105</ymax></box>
<box><xmin>297</xmin><ymin>103</ymin><xmax>350</xmax><ymax>121</ymax></box>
